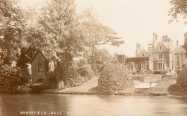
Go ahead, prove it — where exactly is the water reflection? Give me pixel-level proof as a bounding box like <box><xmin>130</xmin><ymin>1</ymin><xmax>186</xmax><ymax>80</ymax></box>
<box><xmin>0</xmin><ymin>94</ymin><xmax>187</xmax><ymax>116</ymax></box>
<box><xmin>0</xmin><ymin>94</ymin><xmax>69</xmax><ymax>116</ymax></box>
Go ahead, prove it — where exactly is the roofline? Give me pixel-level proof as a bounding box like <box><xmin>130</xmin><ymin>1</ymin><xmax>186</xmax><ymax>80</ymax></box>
<box><xmin>24</xmin><ymin>47</ymin><xmax>49</xmax><ymax>63</ymax></box>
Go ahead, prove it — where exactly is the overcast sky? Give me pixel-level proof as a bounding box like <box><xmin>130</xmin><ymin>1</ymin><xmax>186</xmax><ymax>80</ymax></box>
<box><xmin>19</xmin><ymin>0</ymin><xmax>187</xmax><ymax>56</ymax></box>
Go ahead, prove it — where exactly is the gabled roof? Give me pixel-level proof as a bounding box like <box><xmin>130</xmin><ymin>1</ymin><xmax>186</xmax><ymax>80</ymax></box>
<box><xmin>18</xmin><ymin>47</ymin><xmax>48</xmax><ymax>66</ymax></box>
<box><xmin>24</xmin><ymin>47</ymin><xmax>40</xmax><ymax>62</ymax></box>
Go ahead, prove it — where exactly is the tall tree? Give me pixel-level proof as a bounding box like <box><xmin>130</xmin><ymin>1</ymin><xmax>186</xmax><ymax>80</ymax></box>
<box><xmin>78</xmin><ymin>10</ymin><xmax>124</xmax><ymax>72</ymax></box>
<box><xmin>79</xmin><ymin>10</ymin><xmax>123</xmax><ymax>47</ymax></box>
<box><xmin>28</xmin><ymin>1</ymin><xmax>123</xmax><ymax>62</ymax></box>
<box><xmin>37</xmin><ymin>0</ymin><xmax>84</xmax><ymax>61</ymax></box>
<box><xmin>36</xmin><ymin>0</ymin><xmax>86</xmax><ymax>88</ymax></box>
<box><xmin>0</xmin><ymin>0</ymin><xmax>25</xmax><ymax>62</ymax></box>
<box><xmin>26</xmin><ymin>0</ymin><xmax>124</xmax><ymax>87</ymax></box>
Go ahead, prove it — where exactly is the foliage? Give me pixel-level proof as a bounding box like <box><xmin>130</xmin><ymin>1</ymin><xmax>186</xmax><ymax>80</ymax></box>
<box><xmin>169</xmin><ymin>66</ymin><xmax>187</xmax><ymax>95</ymax></box>
<box><xmin>97</xmin><ymin>63</ymin><xmax>129</xmax><ymax>94</ymax></box>
<box><xmin>176</xmin><ymin>66</ymin><xmax>187</xmax><ymax>87</ymax></box>
<box><xmin>0</xmin><ymin>64</ymin><xmax>24</xmax><ymax>93</ymax></box>
<box><xmin>78</xmin><ymin>64</ymin><xmax>94</xmax><ymax>80</ymax></box>
<box><xmin>53</xmin><ymin>61</ymin><xmax>76</xmax><ymax>87</ymax></box>
<box><xmin>68</xmin><ymin>64</ymin><xmax>94</xmax><ymax>87</ymax></box>
<box><xmin>0</xmin><ymin>0</ymin><xmax>124</xmax><ymax>90</ymax></box>
<box><xmin>170</xmin><ymin>0</ymin><xmax>187</xmax><ymax>20</ymax></box>
<box><xmin>0</xmin><ymin>0</ymin><xmax>25</xmax><ymax>60</ymax></box>
<box><xmin>78</xmin><ymin>11</ymin><xmax>124</xmax><ymax>70</ymax></box>
<box><xmin>36</xmin><ymin>0</ymin><xmax>84</xmax><ymax>60</ymax></box>
<box><xmin>87</xmin><ymin>48</ymin><xmax>113</xmax><ymax>73</ymax></box>
<box><xmin>78</xmin><ymin>10</ymin><xmax>124</xmax><ymax>47</ymax></box>
<box><xmin>52</xmin><ymin>62</ymin><xmax>95</xmax><ymax>88</ymax></box>
<box><xmin>33</xmin><ymin>0</ymin><xmax>123</xmax><ymax>86</ymax></box>
<box><xmin>168</xmin><ymin>84</ymin><xmax>187</xmax><ymax>95</ymax></box>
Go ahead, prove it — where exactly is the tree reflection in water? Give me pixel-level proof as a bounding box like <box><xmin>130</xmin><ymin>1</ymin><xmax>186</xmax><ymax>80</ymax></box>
<box><xmin>0</xmin><ymin>94</ymin><xmax>69</xmax><ymax>116</ymax></box>
<box><xmin>0</xmin><ymin>95</ymin><xmax>187</xmax><ymax>116</ymax></box>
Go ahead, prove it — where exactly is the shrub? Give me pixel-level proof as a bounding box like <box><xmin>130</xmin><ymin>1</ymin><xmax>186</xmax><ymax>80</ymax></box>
<box><xmin>0</xmin><ymin>64</ymin><xmax>24</xmax><ymax>93</ymax></box>
<box><xmin>53</xmin><ymin>61</ymin><xmax>95</xmax><ymax>88</ymax></box>
<box><xmin>64</xmin><ymin>64</ymin><xmax>95</xmax><ymax>87</ymax></box>
<box><xmin>78</xmin><ymin>64</ymin><xmax>94</xmax><ymax>79</ymax></box>
<box><xmin>97</xmin><ymin>63</ymin><xmax>130</xmax><ymax>94</ymax></box>
<box><xmin>176</xmin><ymin>66</ymin><xmax>187</xmax><ymax>87</ymax></box>
<box><xmin>53</xmin><ymin>62</ymin><xmax>78</xmax><ymax>88</ymax></box>
<box><xmin>168</xmin><ymin>84</ymin><xmax>187</xmax><ymax>95</ymax></box>
<box><xmin>62</xmin><ymin>63</ymin><xmax>79</xmax><ymax>87</ymax></box>
<box><xmin>169</xmin><ymin>65</ymin><xmax>187</xmax><ymax>95</ymax></box>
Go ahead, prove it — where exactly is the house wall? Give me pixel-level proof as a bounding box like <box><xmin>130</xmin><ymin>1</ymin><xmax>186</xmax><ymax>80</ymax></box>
<box><xmin>31</xmin><ymin>53</ymin><xmax>48</xmax><ymax>82</ymax></box>
<box><xmin>151</xmin><ymin>51</ymin><xmax>169</xmax><ymax>72</ymax></box>
<box><xmin>172</xmin><ymin>53</ymin><xmax>186</xmax><ymax>71</ymax></box>
<box><xmin>126</xmin><ymin>60</ymin><xmax>149</xmax><ymax>74</ymax></box>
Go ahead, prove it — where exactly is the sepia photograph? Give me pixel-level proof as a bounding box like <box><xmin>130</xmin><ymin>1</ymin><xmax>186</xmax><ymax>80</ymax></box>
<box><xmin>0</xmin><ymin>0</ymin><xmax>187</xmax><ymax>116</ymax></box>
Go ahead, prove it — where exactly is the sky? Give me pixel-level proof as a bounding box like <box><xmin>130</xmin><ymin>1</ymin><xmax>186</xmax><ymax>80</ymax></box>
<box><xmin>18</xmin><ymin>0</ymin><xmax>187</xmax><ymax>56</ymax></box>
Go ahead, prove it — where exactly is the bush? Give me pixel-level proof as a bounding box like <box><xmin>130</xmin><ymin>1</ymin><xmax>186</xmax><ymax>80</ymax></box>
<box><xmin>97</xmin><ymin>63</ymin><xmax>130</xmax><ymax>94</ymax></box>
<box><xmin>53</xmin><ymin>62</ymin><xmax>78</xmax><ymax>88</ymax></box>
<box><xmin>0</xmin><ymin>64</ymin><xmax>24</xmax><ymax>93</ymax></box>
<box><xmin>62</xmin><ymin>63</ymin><xmax>79</xmax><ymax>87</ymax></box>
<box><xmin>176</xmin><ymin>66</ymin><xmax>187</xmax><ymax>87</ymax></box>
<box><xmin>78</xmin><ymin>64</ymin><xmax>94</xmax><ymax>79</ymax></box>
<box><xmin>168</xmin><ymin>84</ymin><xmax>187</xmax><ymax>95</ymax></box>
<box><xmin>54</xmin><ymin>62</ymin><xmax>95</xmax><ymax>88</ymax></box>
<box><xmin>168</xmin><ymin>65</ymin><xmax>187</xmax><ymax>95</ymax></box>
<box><xmin>65</xmin><ymin>64</ymin><xmax>95</xmax><ymax>87</ymax></box>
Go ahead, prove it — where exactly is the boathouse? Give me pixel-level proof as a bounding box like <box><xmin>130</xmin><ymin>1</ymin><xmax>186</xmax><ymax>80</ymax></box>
<box><xmin>18</xmin><ymin>47</ymin><xmax>49</xmax><ymax>83</ymax></box>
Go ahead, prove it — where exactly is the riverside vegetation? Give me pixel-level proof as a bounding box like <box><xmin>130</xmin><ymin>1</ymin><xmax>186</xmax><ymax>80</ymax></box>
<box><xmin>97</xmin><ymin>63</ymin><xmax>134</xmax><ymax>94</ymax></box>
<box><xmin>169</xmin><ymin>66</ymin><xmax>187</xmax><ymax>96</ymax></box>
<box><xmin>1</xmin><ymin>0</ymin><xmax>187</xmax><ymax>95</ymax></box>
<box><xmin>0</xmin><ymin>0</ymin><xmax>123</xmax><ymax>93</ymax></box>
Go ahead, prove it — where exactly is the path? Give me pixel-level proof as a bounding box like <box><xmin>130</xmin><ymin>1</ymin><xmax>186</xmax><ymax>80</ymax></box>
<box><xmin>43</xmin><ymin>77</ymin><xmax>98</xmax><ymax>94</ymax></box>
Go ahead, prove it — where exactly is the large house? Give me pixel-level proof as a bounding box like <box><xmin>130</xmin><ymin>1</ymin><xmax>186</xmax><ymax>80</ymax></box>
<box><xmin>128</xmin><ymin>33</ymin><xmax>187</xmax><ymax>74</ymax></box>
<box><xmin>150</xmin><ymin>41</ymin><xmax>171</xmax><ymax>73</ymax></box>
<box><xmin>171</xmin><ymin>42</ymin><xmax>186</xmax><ymax>72</ymax></box>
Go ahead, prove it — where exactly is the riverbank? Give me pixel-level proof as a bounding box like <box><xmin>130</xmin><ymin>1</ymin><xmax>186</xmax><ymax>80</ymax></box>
<box><xmin>42</xmin><ymin>76</ymin><xmax>136</xmax><ymax>95</ymax></box>
<box><xmin>42</xmin><ymin>76</ymin><xmax>175</xmax><ymax>96</ymax></box>
<box><xmin>41</xmin><ymin>88</ymin><xmax>168</xmax><ymax>96</ymax></box>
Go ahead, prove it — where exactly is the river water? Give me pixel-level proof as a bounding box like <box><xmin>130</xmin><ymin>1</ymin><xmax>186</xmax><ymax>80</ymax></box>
<box><xmin>0</xmin><ymin>94</ymin><xmax>187</xmax><ymax>116</ymax></box>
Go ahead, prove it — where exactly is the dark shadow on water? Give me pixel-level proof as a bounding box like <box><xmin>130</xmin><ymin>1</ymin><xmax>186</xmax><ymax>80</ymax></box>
<box><xmin>0</xmin><ymin>94</ymin><xmax>70</xmax><ymax>116</ymax></box>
